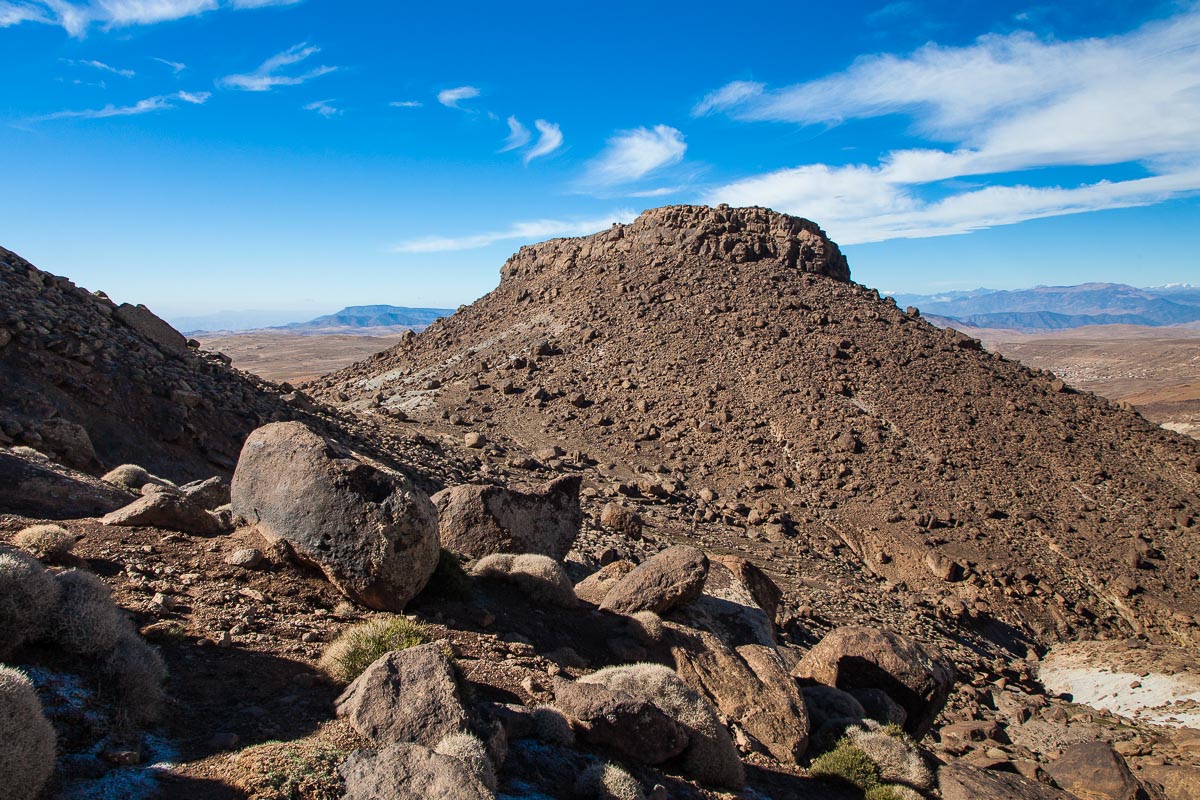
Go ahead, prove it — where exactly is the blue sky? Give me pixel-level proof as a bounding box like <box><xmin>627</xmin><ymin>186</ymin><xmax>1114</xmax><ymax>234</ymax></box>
<box><xmin>1</xmin><ymin>0</ymin><xmax>1198</xmax><ymax>322</ymax></box>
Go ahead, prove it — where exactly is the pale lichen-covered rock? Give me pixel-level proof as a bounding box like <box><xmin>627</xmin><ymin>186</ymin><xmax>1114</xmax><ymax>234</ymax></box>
<box><xmin>431</xmin><ymin>475</ymin><xmax>582</xmax><ymax>560</ymax></box>
<box><xmin>232</xmin><ymin>421</ymin><xmax>439</xmax><ymax>611</ymax></box>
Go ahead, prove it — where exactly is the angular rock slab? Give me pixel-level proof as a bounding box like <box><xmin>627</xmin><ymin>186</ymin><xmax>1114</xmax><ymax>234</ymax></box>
<box><xmin>792</xmin><ymin>625</ymin><xmax>954</xmax><ymax>739</ymax></box>
<box><xmin>1045</xmin><ymin>740</ymin><xmax>1142</xmax><ymax>800</ymax></box>
<box><xmin>0</xmin><ymin>449</ymin><xmax>134</xmax><ymax>519</ymax></box>
<box><xmin>574</xmin><ymin>560</ymin><xmax>635</xmax><ymax>606</ymax></box>
<box><xmin>431</xmin><ymin>475</ymin><xmax>581</xmax><ymax>560</ymax></box>
<box><xmin>231</xmin><ymin>421</ymin><xmax>439</xmax><ymax>611</ymax></box>
<box><xmin>102</xmin><ymin>491</ymin><xmax>220</xmax><ymax>535</ymax></box>
<box><xmin>600</xmin><ymin>544</ymin><xmax>708</xmax><ymax>615</ymax></box>
<box><xmin>939</xmin><ymin>762</ymin><xmax>1074</xmax><ymax>800</ymax></box>
<box><xmin>341</xmin><ymin>742</ymin><xmax>494</xmax><ymax>800</ymax></box>
<box><xmin>335</xmin><ymin>644</ymin><xmax>470</xmax><ymax>747</ymax></box>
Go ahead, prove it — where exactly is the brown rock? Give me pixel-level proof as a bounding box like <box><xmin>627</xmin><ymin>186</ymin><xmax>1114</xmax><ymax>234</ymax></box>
<box><xmin>334</xmin><ymin>644</ymin><xmax>470</xmax><ymax>746</ymax></box>
<box><xmin>431</xmin><ymin>475</ymin><xmax>582</xmax><ymax>561</ymax></box>
<box><xmin>231</xmin><ymin>421</ymin><xmax>439</xmax><ymax>612</ymax></box>
<box><xmin>600</xmin><ymin>544</ymin><xmax>709</xmax><ymax>615</ymax></box>
<box><xmin>102</xmin><ymin>491</ymin><xmax>221</xmax><ymax>535</ymax></box>
<box><xmin>574</xmin><ymin>560</ymin><xmax>636</xmax><ymax>605</ymax></box>
<box><xmin>1045</xmin><ymin>740</ymin><xmax>1142</xmax><ymax>800</ymax></box>
<box><xmin>114</xmin><ymin>302</ymin><xmax>188</xmax><ymax>354</ymax></box>
<box><xmin>1140</xmin><ymin>764</ymin><xmax>1200</xmax><ymax>800</ymax></box>
<box><xmin>0</xmin><ymin>449</ymin><xmax>134</xmax><ymax>519</ymax></box>
<box><xmin>600</xmin><ymin>502</ymin><xmax>643</xmax><ymax>538</ymax></box>
<box><xmin>711</xmin><ymin>555</ymin><xmax>783</xmax><ymax>623</ymax></box>
<box><xmin>792</xmin><ymin>625</ymin><xmax>954</xmax><ymax>739</ymax></box>
<box><xmin>940</xmin><ymin>761</ymin><xmax>1075</xmax><ymax>800</ymax></box>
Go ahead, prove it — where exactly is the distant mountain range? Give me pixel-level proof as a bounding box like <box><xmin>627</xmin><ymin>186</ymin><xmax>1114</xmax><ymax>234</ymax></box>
<box><xmin>179</xmin><ymin>305</ymin><xmax>454</xmax><ymax>335</ymax></box>
<box><xmin>890</xmin><ymin>283</ymin><xmax>1200</xmax><ymax>331</ymax></box>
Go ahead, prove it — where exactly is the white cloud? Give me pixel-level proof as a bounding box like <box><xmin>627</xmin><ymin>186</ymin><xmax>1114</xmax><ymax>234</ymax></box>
<box><xmin>219</xmin><ymin>43</ymin><xmax>336</xmax><ymax>91</ymax></box>
<box><xmin>1</xmin><ymin>0</ymin><xmax>302</xmax><ymax>36</ymax></box>
<box><xmin>702</xmin><ymin>7</ymin><xmax>1200</xmax><ymax>244</ymax></box>
<box><xmin>499</xmin><ymin>115</ymin><xmax>530</xmax><ymax>152</ymax></box>
<box><xmin>76</xmin><ymin>58</ymin><xmax>134</xmax><ymax>77</ymax></box>
<box><xmin>583</xmin><ymin>125</ymin><xmax>686</xmax><ymax>187</ymax></box>
<box><xmin>524</xmin><ymin>119</ymin><xmax>562</xmax><ymax>163</ymax></box>
<box><xmin>29</xmin><ymin>89</ymin><xmax>209</xmax><ymax>121</ymax></box>
<box><xmin>303</xmin><ymin>98</ymin><xmax>341</xmax><ymax>118</ymax></box>
<box><xmin>389</xmin><ymin>100</ymin><xmax>422</xmax><ymax>108</ymax></box>
<box><xmin>391</xmin><ymin>210</ymin><xmax>637</xmax><ymax>253</ymax></box>
<box><xmin>437</xmin><ymin>85</ymin><xmax>479</xmax><ymax>108</ymax></box>
<box><xmin>152</xmin><ymin>56</ymin><xmax>185</xmax><ymax>72</ymax></box>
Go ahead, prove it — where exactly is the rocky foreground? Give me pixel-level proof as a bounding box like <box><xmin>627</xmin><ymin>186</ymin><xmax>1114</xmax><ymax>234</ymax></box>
<box><xmin>1</xmin><ymin>207</ymin><xmax>1199</xmax><ymax>800</ymax></box>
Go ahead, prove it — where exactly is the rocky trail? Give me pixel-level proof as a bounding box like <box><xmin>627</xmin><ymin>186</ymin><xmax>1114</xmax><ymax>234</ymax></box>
<box><xmin>2</xmin><ymin>206</ymin><xmax>1199</xmax><ymax>800</ymax></box>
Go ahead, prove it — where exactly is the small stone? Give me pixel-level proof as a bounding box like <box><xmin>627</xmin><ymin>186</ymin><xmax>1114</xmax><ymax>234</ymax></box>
<box><xmin>464</xmin><ymin>432</ymin><xmax>486</xmax><ymax>449</ymax></box>
<box><xmin>208</xmin><ymin>732</ymin><xmax>239</xmax><ymax>750</ymax></box>
<box><xmin>224</xmin><ymin>548</ymin><xmax>263</xmax><ymax>569</ymax></box>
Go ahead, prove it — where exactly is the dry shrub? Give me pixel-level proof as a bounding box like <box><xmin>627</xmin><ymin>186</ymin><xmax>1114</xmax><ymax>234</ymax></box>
<box><xmin>575</xmin><ymin>760</ymin><xmax>645</xmax><ymax>800</ymax></box>
<box><xmin>471</xmin><ymin>553</ymin><xmax>577</xmax><ymax>608</ymax></box>
<box><xmin>0</xmin><ymin>665</ymin><xmax>56</xmax><ymax>800</ymax></box>
<box><xmin>810</xmin><ymin>740</ymin><xmax>881</xmax><ymax>790</ymax></box>
<box><xmin>532</xmin><ymin>704</ymin><xmax>575</xmax><ymax>745</ymax></box>
<box><xmin>13</xmin><ymin>524</ymin><xmax>76</xmax><ymax>561</ymax></box>
<box><xmin>104</xmin><ymin>630</ymin><xmax>169</xmax><ymax>724</ymax></box>
<box><xmin>234</xmin><ymin>740</ymin><xmax>348</xmax><ymax>800</ymax></box>
<box><xmin>581</xmin><ymin>662</ymin><xmax>743</xmax><ymax>789</ymax></box>
<box><xmin>318</xmin><ymin>616</ymin><xmax>431</xmax><ymax>683</ymax></box>
<box><xmin>434</xmin><ymin>732</ymin><xmax>497</xmax><ymax>790</ymax></box>
<box><xmin>847</xmin><ymin>724</ymin><xmax>933</xmax><ymax>791</ymax></box>
<box><xmin>102</xmin><ymin>463</ymin><xmax>170</xmax><ymax>491</ymax></box>
<box><xmin>52</xmin><ymin>569</ymin><xmax>129</xmax><ymax>655</ymax></box>
<box><xmin>0</xmin><ymin>547</ymin><xmax>60</xmax><ymax>658</ymax></box>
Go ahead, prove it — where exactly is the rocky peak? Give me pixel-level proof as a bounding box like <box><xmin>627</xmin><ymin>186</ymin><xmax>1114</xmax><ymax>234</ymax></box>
<box><xmin>499</xmin><ymin>204</ymin><xmax>850</xmax><ymax>285</ymax></box>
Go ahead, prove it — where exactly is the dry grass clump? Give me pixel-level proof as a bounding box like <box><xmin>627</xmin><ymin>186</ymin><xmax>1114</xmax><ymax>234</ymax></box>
<box><xmin>532</xmin><ymin>704</ymin><xmax>576</xmax><ymax>745</ymax></box>
<box><xmin>104</xmin><ymin>630</ymin><xmax>169</xmax><ymax>724</ymax></box>
<box><xmin>865</xmin><ymin>785</ymin><xmax>924</xmax><ymax>800</ymax></box>
<box><xmin>0</xmin><ymin>547</ymin><xmax>60</xmax><ymax>658</ymax></box>
<box><xmin>101</xmin><ymin>463</ymin><xmax>170</xmax><ymax>492</ymax></box>
<box><xmin>52</xmin><ymin>569</ymin><xmax>129</xmax><ymax>655</ymax></box>
<box><xmin>7</xmin><ymin>445</ymin><xmax>49</xmax><ymax>462</ymax></box>
<box><xmin>234</xmin><ymin>740</ymin><xmax>348</xmax><ymax>800</ymax></box>
<box><xmin>581</xmin><ymin>663</ymin><xmax>743</xmax><ymax>789</ymax></box>
<box><xmin>847</xmin><ymin>724</ymin><xmax>933</xmax><ymax>791</ymax></box>
<box><xmin>471</xmin><ymin>553</ymin><xmax>577</xmax><ymax>608</ymax></box>
<box><xmin>0</xmin><ymin>665</ymin><xmax>57</xmax><ymax>800</ymax></box>
<box><xmin>575</xmin><ymin>760</ymin><xmax>645</xmax><ymax>800</ymax></box>
<box><xmin>434</xmin><ymin>732</ymin><xmax>497</xmax><ymax>790</ymax></box>
<box><xmin>318</xmin><ymin>616</ymin><xmax>431</xmax><ymax>683</ymax></box>
<box><xmin>627</xmin><ymin>610</ymin><xmax>664</xmax><ymax>644</ymax></box>
<box><xmin>13</xmin><ymin>524</ymin><xmax>76</xmax><ymax>561</ymax></box>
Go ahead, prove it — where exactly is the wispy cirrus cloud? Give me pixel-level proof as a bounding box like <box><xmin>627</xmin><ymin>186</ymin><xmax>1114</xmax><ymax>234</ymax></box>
<box><xmin>582</xmin><ymin>125</ymin><xmax>686</xmax><ymax>188</ymax></box>
<box><xmin>28</xmin><ymin>89</ymin><xmax>210</xmax><ymax>121</ymax></box>
<box><xmin>700</xmin><ymin>7</ymin><xmax>1200</xmax><ymax>244</ymax></box>
<box><xmin>437</xmin><ymin>85</ymin><xmax>479</xmax><ymax>109</ymax></box>
<box><xmin>69</xmin><ymin>58</ymin><xmax>134</xmax><ymax>77</ymax></box>
<box><xmin>524</xmin><ymin>119</ymin><xmax>562</xmax><ymax>163</ymax></box>
<box><xmin>389</xmin><ymin>99</ymin><xmax>422</xmax><ymax>108</ymax></box>
<box><xmin>499</xmin><ymin>116</ymin><xmax>530</xmax><ymax>152</ymax></box>
<box><xmin>153</xmin><ymin>56</ymin><xmax>186</xmax><ymax>72</ymax></box>
<box><xmin>219</xmin><ymin>43</ymin><xmax>336</xmax><ymax>91</ymax></box>
<box><xmin>391</xmin><ymin>210</ymin><xmax>637</xmax><ymax>253</ymax></box>
<box><xmin>0</xmin><ymin>0</ymin><xmax>304</xmax><ymax>37</ymax></box>
<box><xmin>303</xmin><ymin>98</ymin><xmax>341</xmax><ymax>118</ymax></box>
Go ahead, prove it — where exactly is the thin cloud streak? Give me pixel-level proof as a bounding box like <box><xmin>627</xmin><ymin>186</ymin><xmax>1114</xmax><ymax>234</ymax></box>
<box><xmin>437</xmin><ymin>85</ymin><xmax>479</xmax><ymax>108</ymax></box>
<box><xmin>77</xmin><ymin>58</ymin><xmax>134</xmax><ymax>77</ymax></box>
<box><xmin>582</xmin><ymin>125</ymin><xmax>686</xmax><ymax>187</ymax></box>
<box><xmin>153</xmin><ymin>56</ymin><xmax>186</xmax><ymax>72</ymax></box>
<box><xmin>389</xmin><ymin>100</ymin><xmax>422</xmax><ymax>108</ymax></box>
<box><xmin>303</xmin><ymin>98</ymin><xmax>341</xmax><ymax>118</ymax></box>
<box><xmin>499</xmin><ymin>116</ymin><xmax>530</xmax><ymax>152</ymax></box>
<box><xmin>219</xmin><ymin>42</ymin><xmax>336</xmax><ymax>91</ymax></box>
<box><xmin>1</xmin><ymin>0</ymin><xmax>305</xmax><ymax>36</ymax></box>
<box><xmin>28</xmin><ymin>89</ymin><xmax>210</xmax><ymax>121</ymax></box>
<box><xmin>391</xmin><ymin>210</ymin><xmax>637</xmax><ymax>253</ymax></box>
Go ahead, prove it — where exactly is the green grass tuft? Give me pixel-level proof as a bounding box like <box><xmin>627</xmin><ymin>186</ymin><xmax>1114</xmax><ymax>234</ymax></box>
<box><xmin>318</xmin><ymin>616</ymin><xmax>431</xmax><ymax>683</ymax></box>
<box><xmin>810</xmin><ymin>739</ymin><xmax>882</xmax><ymax>791</ymax></box>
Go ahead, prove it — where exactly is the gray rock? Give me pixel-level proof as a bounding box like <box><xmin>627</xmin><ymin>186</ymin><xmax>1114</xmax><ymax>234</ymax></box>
<box><xmin>341</xmin><ymin>742</ymin><xmax>494</xmax><ymax>800</ymax></box>
<box><xmin>574</xmin><ymin>560</ymin><xmax>635</xmax><ymax>605</ymax></box>
<box><xmin>0</xmin><ymin>449</ymin><xmax>134</xmax><ymax>519</ymax></box>
<box><xmin>224</xmin><ymin>548</ymin><xmax>263</xmax><ymax>569</ymax></box>
<box><xmin>802</xmin><ymin>685</ymin><xmax>866</xmax><ymax>730</ymax></box>
<box><xmin>431</xmin><ymin>475</ymin><xmax>581</xmax><ymax>561</ymax></box>
<box><xmin>101</xmin><ymin>491</ymin><xmax>221</xmax><ymax>535</ymax></box>
<box><xmin>849</xmin><ymin>687</ymin><xmax>908</xmax><ymax>727</ymax></box>
<box><xmin>180</xmin><ymin>476</ymin><xmax>231</xmax><ymax>510</ymax></box>
<box><xmin>600</xmin><ymin>544</ymin><xmax>709</xmax><ymax>615</ymax></box>
<box><xmin>335</xmin><ymin>644</ymin><xmax>470</xmax><ymax>747</ymax></box>
<box><xmin>551</xmin><ymin>679</ymin><xmax>689</xmax><ymax>764</ymax></box>
<box><xmin>114</xmin><ymin>303</ymin><xmax>188</xmax><ymax>354</ymax></box>
<box><xmin>231</xmin><ymin>421</ymin><xmax>439</xmax><ymax>611</ymax></box>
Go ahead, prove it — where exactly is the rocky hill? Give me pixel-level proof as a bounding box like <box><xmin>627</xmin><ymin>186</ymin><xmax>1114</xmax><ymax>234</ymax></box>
<box><xmin>313</xmin><ymin>205</ymin><xmax>1200</xmax><ymax>650</ymax></box>
<box><xmin>282</xmin><ymin>304</ymin><xmax>453</xmax><ymax>332</ymax></box>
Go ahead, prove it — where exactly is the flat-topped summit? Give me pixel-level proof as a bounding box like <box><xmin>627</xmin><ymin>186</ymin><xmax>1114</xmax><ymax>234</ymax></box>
<box><xmin>500</xmin><ymin>204</ymin><xmax>850</xmax><ymax>284</ymax></box>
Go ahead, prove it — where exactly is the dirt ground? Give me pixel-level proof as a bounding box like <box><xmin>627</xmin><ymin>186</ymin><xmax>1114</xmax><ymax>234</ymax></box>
<box><xmin>197</xmin><ymin>333</ymin><xmax>406</xmax><ymax>385</ymax></box>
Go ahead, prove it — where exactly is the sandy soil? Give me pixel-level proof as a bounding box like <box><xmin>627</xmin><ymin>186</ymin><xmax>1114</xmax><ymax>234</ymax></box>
<box><xmin>966</xmin><ymin>323</ymin><xmax>1200</xmax><ymax>439</ymax></box>
<box><xmin>196</xmin><ymin>333</ymin><xmax>406</xmax><ymax>385</ymax></box>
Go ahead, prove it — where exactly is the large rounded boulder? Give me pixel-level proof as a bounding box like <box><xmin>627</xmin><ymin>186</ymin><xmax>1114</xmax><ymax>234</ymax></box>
<box><xmin>231</xmin><ymin>421</ymin><xmax>439</xmax><ymax>611</ymax></box>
